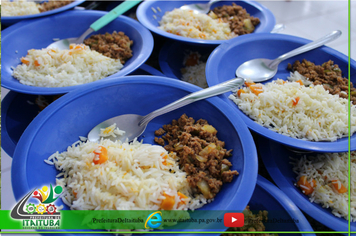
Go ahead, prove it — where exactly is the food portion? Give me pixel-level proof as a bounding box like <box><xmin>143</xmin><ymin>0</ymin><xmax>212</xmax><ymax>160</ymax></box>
<box><xmin>39</xmin><ymin>1</ymin><xmax>74</xmax><ymax>12</ymax></box>
<box><xmin>12</xmin><ymin>44</ymin><xmax>123</xmax><ymax>87</ymax></box>
<box><xmin>47</xmin><ymin>138</ymin><xmax>208</xmax><ymax>211</ymax></box>
<box><xmin>2</xmin><ymin>0</ymin><xmax>74</xmax><ymax>16</ymax></box>
<box><xmin>291</xmin><ymin>151</ymin><xmax>355</xmax><ymax>221</ymax></box>
<box><xmin>158</xmin><ymin>4</ymin><xmax>260</xmax><ymax>40</ymax></box>
<box><xmin>154</xmin><ymin>114</ymin><xmax>238</xmax><ymax>199</ymax></box>
<box><xmin>288</xmin><ymin>59</ymin><xmax>356</xmax><ymax>104</ymax></box>
<box><xmin>181</xmin><ymin>51</ymin><xmax>208</xmax><ymax>88</ymax></box>
<box><xmin>158</xmin><ymin>9</ymin><xmax>233</xmax><ymax>40</ymax></box>
<box><xmin>2</xmin><ymin>0</ymin><xmax>40</xmax><ymax>16</ymax></box>
<box><xmin>83</xmin><ymin>31</ymin><xmax>133</xmax><ymax>64</ymax></box>
<box><xmin>210</xmin><ymin>3</ymin><xmax>260</xmax><ymax>35</ymax></box>
<box><xmin>229</xmin><ymin>77</ymin><xmax>356</xmax><ymax>141</ymax></box>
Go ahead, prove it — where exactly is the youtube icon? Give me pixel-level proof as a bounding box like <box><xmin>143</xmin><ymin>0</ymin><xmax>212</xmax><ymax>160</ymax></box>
<box><xmin>224</xmin><ymin>213</ymin><xmax>244</xmax><ymax>227</ymax></box>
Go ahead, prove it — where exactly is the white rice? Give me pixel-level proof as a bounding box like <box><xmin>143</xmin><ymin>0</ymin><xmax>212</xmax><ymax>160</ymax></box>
<box><xmin>47</xmin><ymin>138</ymin><xmax>207</xmax><ymax>211</ymax></box>
<box><xmin>229</xmin><ymin>76</ymin><xmax>356</xmax><ymax>141</ymax></box>
<box><xmin>99</xmin><ymin>123</ymin><xmax>126</xmax><ymax>138</ymax></box>
<box><xmin>158</xmin><ymin>9</ymin><xmax>233</xmax><ymax>40</ymax></box>
<box><xmin>287</xmin><ymin>71</ymin><xmax>313</xmax><ymax>86</ymax></box>
<box><xmin>2</xmin><ymin>0</ymin><xmax>41</xmax><ymax>16</ymax></box>
<box><xmin>181</xmin><ymin>52</ymin><xmax>207</xmax><ymax>88</ymax></box>
<box><xmin>12</xmin><ymin>44</ymin><xmax>123</xmax><ymax>87</ymax></box>
<box><xmin>291</xmin><ymin>152</ymin><xmax>355</xmax><ymax>221</ymax></box>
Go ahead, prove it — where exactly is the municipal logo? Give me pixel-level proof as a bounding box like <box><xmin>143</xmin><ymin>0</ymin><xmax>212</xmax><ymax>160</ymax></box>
<box><xmin>11</xmin><ymin>184</ymin><xmax>63</xmax><ymax>229</ymax></box>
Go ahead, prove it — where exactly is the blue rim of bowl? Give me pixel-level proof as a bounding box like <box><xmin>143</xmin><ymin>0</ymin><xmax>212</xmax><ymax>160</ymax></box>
<box><xmin>0</xmin><ymin>65</ymin><xmax>163</xmax><ymax>158</ymax></box>
<box><xmin>1</xmin><ymin>91</ymin><xmax>19</xmax><ymax>157</ymax></box>
<box><xmin>258</xmin><ymin>136</ymin><xmax>355</xmax><ymax>232</ymax></box>
<box><xmin>206</xmin><ymin>33</ymin><xmax>356</xmax><ymax>152</ymax></box>
<box><xmin>158</xmin><ymin>41</ymin><xmax>181</xmax><ymax>79</ymax></box>
<box><xmin>256</xmin><ymin>175</ymin><xmax>315</xmax><ymax>234</ymax></box>
<box><xmin>1</xmin><ymin>10</ymin><xmax>154</xmax><ymax>95</ymax></box>
<box><xmin>136</xmin><ymin>0</ymin><xmax>276</xmax><ymax>45</ymax></box>
<box><xmin>136</xmin><ymin>64</ymin><xmax>165</xmax><ymax>76</ymax></box>
<box><xmin>1</xmin><ymin>0</ymin><xmax>86</xmax><ymax>25</ymax></box>
<box><xmin>11</xmin><ymin>76</ymin><xmax>258</xmax><ymax>231</ymax></box>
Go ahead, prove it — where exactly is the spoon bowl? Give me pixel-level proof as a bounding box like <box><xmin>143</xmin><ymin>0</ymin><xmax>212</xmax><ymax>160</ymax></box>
<box><xmin>180</xmin><ymin>0</ymin><xmax>220</xmax><ymax>14</ymax></box>
<box><xmin>88</xmin><ymin>77</ymin><xmax>245</xmax><ymax>142</ymax></box>
<box><xmin>235</xmin><ymin>30</ymin><xmax>342</xmax><ymax>82</ymax></box>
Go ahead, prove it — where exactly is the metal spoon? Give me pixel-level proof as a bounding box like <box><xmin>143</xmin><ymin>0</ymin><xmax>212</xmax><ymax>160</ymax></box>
<box><xmin>47</xmin><ymin>0</ymin><xmax>141</xmax><ymax>50</ymax></box>
<box><xmin>180</xmin><ymin>0</ymin><xmax>220</xmax><ymax>14</ymax></box>
<box><xmin>235</xmin><ymin>30</ymin><xmax>342</xmax><ymax>82</ymax></box>
<box><xmin>87</xmin><ymin>77</ymin><xmax>245</xmax><ymax>142</ymax></box>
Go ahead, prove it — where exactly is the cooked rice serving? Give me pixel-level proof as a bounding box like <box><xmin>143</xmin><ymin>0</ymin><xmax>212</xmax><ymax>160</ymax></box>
<box><xmin>99</xmin><ymin>123</ymin><xmax>126</xmax><ymax>138</ymax></box>
<box><xmin>291</xmin><ymin>152</ymin><xmax>355</xmax><ymax>221</ymax></box>
<box><xmin>181</xmin><ymin>62</ymin><xmax>207</xmax><ymax>88</ymax></box>
<box><xmin>181</xmin><ymin>52</ymin><xmax>207</xmax><ymax>88</ymax></box>
<box><xmin>158</xmin><ymin>9</ymin><xmax>233</xmax><ymax>40</ymax></box>
<box><xmin>229</xmin><ymin>76</ymin><xmax>356</xmax><ymax>141</ymax></box>
<box><xmin>46</xmin><ymin>138</ymin><xmax>208</xmax><ymax>211</ymax></box>
<box><xmin>2</xmin><ymin>0</ymin><xmax>41</xmax><ymax>16</ymax></box>
<box><xmin>12</xmin><ymin>44</ymin><xmax>123</xmax><ymax>87</ymax></box>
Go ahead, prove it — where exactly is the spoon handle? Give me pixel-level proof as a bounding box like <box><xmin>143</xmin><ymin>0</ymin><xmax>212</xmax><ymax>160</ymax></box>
<box><xmin>90</xmin><ymin>0</ymin><xmax>142</xmax><ymax>31</ymax></box>
<box><xmin>269</xmin><ymin>30</ymin><xmax>342</xmax><ymax>69</ymax></box>
<box><xmin>139</xmin><ymin>77</ymin><xmax>245</xmax><ymax>126</ymax></box>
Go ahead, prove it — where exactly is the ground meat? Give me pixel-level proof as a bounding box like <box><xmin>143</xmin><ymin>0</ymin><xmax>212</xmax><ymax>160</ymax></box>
<box><xmin>287</xmin><ymin>59</ymin><xmax>356</xmax><ymax>104</ymax></box>
<box><xmin>84</xmin><ymin>31</ymin><xmax>133</xmax><ymax>64</ymax></box>
<box><xmin>154</xmin><ymin>114</ymin><xmax>238</xmax><ymax>199</ymax></box>
<box><xmin>39</xmin><ymin>1</ymin><xmax>74</xmax><ymax>12</ymax></box>
<box><xmin>210</xmin><ymin>3</ymin><xmax>260</xmax><ymax>36</ymax></box>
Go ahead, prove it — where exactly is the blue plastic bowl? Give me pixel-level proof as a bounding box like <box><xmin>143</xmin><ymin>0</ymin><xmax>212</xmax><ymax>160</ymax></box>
<box><xmin>1</xmin><ymin>64</ymin><xmax>163</xmax><ymax>158</ymax></box>
<box><xmin>1</xmin><ymin>0</ymin><xmax>85</xmax><ymax>26</ymax></box>
<box><xmin>129</xmin><ymin>64</ymin><xmax>165</xmax><ymax>77</ymax></box>
<box><xmin>11</xmin><ymin>75</ymin><xmax>258</xmax><ymax>233</ymax></box>
<box><xmin>248</xmin><ymin>175</ymin><xmax>315</xmax><ymax>234</ymax></box>
<box><xmin>136</xmin><ymin>0</ymin><xmax>275</xmax><ymax>45</ymax></box>
<box><xmin>259</xmin><ymin>136</ymin><xmax>355</xmax><ymax>232</ymax></box>
<box><xmin>1</xmin><ymin>10</ymin><xmax>154</xmax><ymax>95</ymax></box>
<box><xmin>159</xmin><ymin>41</ymin><xmax>216</xmax><ymax>80</ymax></box>
<box><xmin>206</xmin><ymin>33</ymin><xmax>356</xmax><ymax>152</ymax></box>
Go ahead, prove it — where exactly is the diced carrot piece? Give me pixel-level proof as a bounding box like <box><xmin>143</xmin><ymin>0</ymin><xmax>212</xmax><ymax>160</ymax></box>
<box><xmin>93</xmin><ymin>146</ymin><xmax>108</xmax><ymax>165</ymax></box>
<box><xmin>331</xmin><ymin>180</ymin><xmax>347</xmax><ymax>193</ymax></box>
<box><xmin>237</xmin><ymin>89</ymin><xmax>245</xmax><ymax>97</ymax></box>
<box><xmin>73</xmin><ymin>190</ymin><xmax>77</xmax><ymax>198</ymax></box>
<box><xmin>160</xmin><ymin>192</ymin><xmax>175</xmax><ymax>210</ymax></box>
<box><xmin>74</xmin><ymin>45</ymin><xmax>83</xmax><ymax>50</ymax></box>
<box><xmin>185</xmin><ymin>53</ymin><xmax>200</xmax><ymax>67</ymax></box>
<box><xmin>178</xmin><ymin>192</ymin><xmax>188</xmax><ymax>200</ymax></box>
<box><xmin>297</xmin><ymin>176</ymin><xmax>315</xmax><ymax>195</ymax></box>
<box><xmin>244</xmin><ymin>81</ymin><xmax>255</xmax><ymax>87</ymax></box>
<box><xmin>177</xmin><ymin>192</ymin><xmax>188</xmax><ymax>206</ymax></box>
<box><xmin>296</xmin><ymin>80</ymin><xmax>304</xmax><ymax>86</ymax></box>
<box><xmin>69</xmin><ymin>45</ymin><xmax>74</xmax><ymax>49</ymax></box>
<box><xmin>250</xmin><ymin>84</ymin><xmax>263</xmax><ymax>95</ymax></box>
<box><xmin>292</xmin><ymin>97</ymin><xmax>300</xmax><ymax>106</ymax></box>
<box><xmin>34</xmin><ymin>60</ymin><xmax>40</xmax><ymax>67</ymax></box>
<box><xmin>21</xmin><ymin>57</ymin><xmax>30</xmax><ymax>65</ymax></box>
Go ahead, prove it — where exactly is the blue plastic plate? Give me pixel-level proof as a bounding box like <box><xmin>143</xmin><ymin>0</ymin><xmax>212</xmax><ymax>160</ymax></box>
<box><xmin>206</xmin><ymin>33</ymin><xmax>356</xmax><ymax>152</ymax></box>
<box><xmin>259</xmin><ymin>135</ymin><xmax>355</xmax><ymax>232</ymax></box>
<box><xmin>159</xmin><ymin>41</ymin><xmax>216</xmax><ymax>80</ymax></box>
<box><xmin>11</xmin><ymin>75</ymin><xmax>258</xmax><ymax>234</ymax></box>
<box><xmin>249</xmin><ymin>175</ymin><xmax>315</xmax><ymax>234</ymax></box>
<box><xmin>1</xmin><ymin>0</ymin><xmax>85</xmax><ymax>25</ymax></box>
<box><xmin>137</xmin><ymin>0</ymin><xmax>275</xmax><ymax>45</ymax></box>
<box><xmin>1</xmin><ymin>10</ymin><xmax>154</xmax><ymax>95</ymax></box>
<box><xmin>1</xmin><ymin>65</ymin><xmax>163</xmax><ymax>158</ymax></box>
